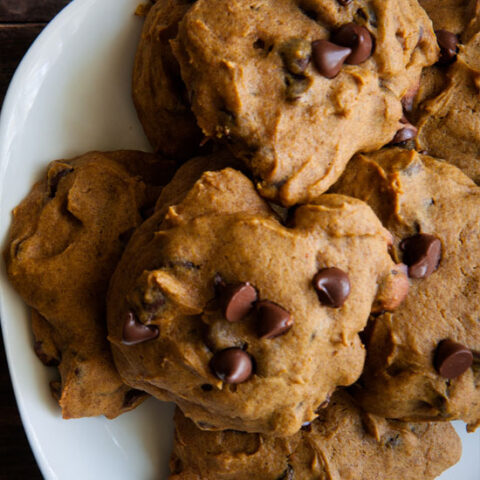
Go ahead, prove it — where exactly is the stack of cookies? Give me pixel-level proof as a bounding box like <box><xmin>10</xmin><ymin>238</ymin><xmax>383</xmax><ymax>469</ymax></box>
<box><xmin>5</xmin><ymin>0</ymin><xmax>480</xmax><ymax>478</ymax></box>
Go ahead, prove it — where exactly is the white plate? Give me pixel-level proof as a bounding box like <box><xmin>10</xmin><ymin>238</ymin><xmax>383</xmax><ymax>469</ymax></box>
<box><xmin>0</xmin><ymin>0</ymin><xmax>478</xmax><ymax>479</ymax></box>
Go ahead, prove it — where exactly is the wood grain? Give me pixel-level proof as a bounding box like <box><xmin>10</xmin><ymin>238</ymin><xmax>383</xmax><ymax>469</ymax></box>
<box><xmin>0</xmin><ymin>0</ymin><xmax>70</xmax><ymax>22</ymax></box>
<box><xmin>0</xmin><ymin>24</ymin><xmax>45</xmax><ymax>104</ymax></box>
<box><xmin>0</xmin><ymin>332</ymin><xmax>42</xmax><ymax>479</ymax></box>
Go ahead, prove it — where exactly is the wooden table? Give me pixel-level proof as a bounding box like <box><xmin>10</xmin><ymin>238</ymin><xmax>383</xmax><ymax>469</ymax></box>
<box><xmin>0</xmin><ymin>2</ymin><xmax>72</xmax><ymax>477</ymax></box>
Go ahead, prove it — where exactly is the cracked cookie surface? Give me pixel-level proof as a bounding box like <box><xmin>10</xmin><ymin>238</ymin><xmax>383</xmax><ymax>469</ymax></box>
<box><xmin>107</xmin><ymin>153</ymin><xmax>406</xmax><ymax>436</ymax></box>
<box><xmin>333</xmin><ymin>148</ymin><xmax>480</xmax><ymax>431</ymax></box>
<box><xmin>172</xmin><ymin>0</ymin><xmax>437</xmax><ymax>205</ymax></box>
<box><xmin>4</xmin><ymin>150</ymin><xmax>174</xmax><ymax>419</ymax></box>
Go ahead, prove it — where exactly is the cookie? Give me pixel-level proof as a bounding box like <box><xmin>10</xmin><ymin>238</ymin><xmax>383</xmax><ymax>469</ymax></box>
<box><xmin>4</xmin><ymin>151</ymin><xmax>174</xmax><ymax>419</ymax></box>
<box><xmin>415</xmin><ymin>25</ymin><xmax>480</xmax><ymax>183</ymax></box>
<box><xmin>419</xmin><ymin>0</ymin><xmax>479</xmax><ymax>37</ymax></box>
<box><xmin>171</xmin><ymin>0</ymin><xmax>437</xmax><ymax>205</ymax></box>
<box><xmin>332</xmin><ymin>147</ymin><xmax>480</xmax><ymax>431</ymax></box>
<box><xmin>133</xmin><ymin>0</ymin><xmax>203</xmax><ymax>159</ymax></box>
<box><xmin>169</xmin><ymin>390</ymin><xmax>461</xmax><ymax>480</ymax></box>
<box><xmin>107</xmin><ymin>153</ymin><xmax>407</xmax><ymax>436</ymax></box>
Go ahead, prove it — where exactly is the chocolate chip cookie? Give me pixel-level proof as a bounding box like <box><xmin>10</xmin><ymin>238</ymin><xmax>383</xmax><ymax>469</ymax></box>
<box><xmin>171</xmin><ymin>0</ymin><xmax>437</xmax><ymax>205</ymax></box>
<box><xmin>107</xmin><ymin>153</ymin><xmax>407</xmax><ymax>436</ymax></box>
<box><xmin>4</xmin><ymin>151</ymin><xmax>174</xmax><ymax>419</ymax></box>
<box><xmin>133</xmin><ymin>0</ymin><xmax>203</xmax><ymax>159</ymax></box>
<box><xmin>415</xmin><ymin>25</ymin><xmax>480</xmax><ymax>183</ymax></box>
<box><xmin>332</xmin><ymin>147</ymin><xmax>480</xmax><ymax>431</ymax></box>
<box><xmin>169</xmin><ymin>390</ymin><xmax>461</xmax><ymax>479</ymax></box>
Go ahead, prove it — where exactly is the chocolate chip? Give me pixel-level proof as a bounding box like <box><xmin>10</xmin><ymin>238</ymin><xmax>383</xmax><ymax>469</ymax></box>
<box><xmin>435</xmin><ymin>30</ymin><xmax>458</xmax><ymax>65</ymax></box>
<box><xmin>313</xmin><ymin>267</ymin><xmax>350</xmax><ymax>308</ymax></box>
<box><xmin>331</xmin><ymin>23</ymin><xmax>373</xmax><ymax>65</ymax></box>
<box><xmin>256</xmin><ymin>300</ymin><xmax>293</xmax><ymax>339</ymax></box>
<box><xmin>400</xmin><ymin>234</ymin><xmax>441</xmax><ymax>279</ymax></box>
<box><xmin>434</xmin><ymin>339</ymin><xmax>473</xmax><ymax>378</ymax></box>
<box><xmin>201</xmin><ymin>384</ymin><xmax>213</xmax><ymax>392</ymax></box>
<box><xmin>311</xmin><ymin>40</ymin><xmax>351</xmax><ymax>78</ymax></box>
<box><xmin>284</xmin><ymin>73</ymin><xmax>312</xmax><ymax>101</ymax></box>
<box><xmin>221</xmin><ymin>282</ymin><xmax>258</xmax><ymax>322</ymax></box>
<box><xmin>210</xmin><ymin>348</ymin><xmax>253</xmax><ymax>384</ymax></box>
<box><xmin>337</xmin><ymin>0</ymin><xmax>352</xmax><ymax>5</ymax></box>
<box><xmin>121</xmin><ymin>311</ymin><xmax>159</xmax><ymax>346</ymax></box>
<box><xmin>281</xmin><ymin>38</ymin><xmax>311</xmax><ymax>75</ymax></box>
<box><xmin>391</xmin><ymin>125</ymin><xmax>417</xmax><ymax>145</ymax></box>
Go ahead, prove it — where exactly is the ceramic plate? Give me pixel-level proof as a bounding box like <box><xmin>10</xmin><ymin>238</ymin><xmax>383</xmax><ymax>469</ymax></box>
<box><xmin>0</xmin><ymin>0</ymin><xmax>478</xmax><ymax>478</ymax></box>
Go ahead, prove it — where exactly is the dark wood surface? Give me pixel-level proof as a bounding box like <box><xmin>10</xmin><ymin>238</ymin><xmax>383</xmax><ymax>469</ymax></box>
<box><xmin>1</xmin><ymin>2</ymin><xmax>72</xmax><ymax>478</ymax></box>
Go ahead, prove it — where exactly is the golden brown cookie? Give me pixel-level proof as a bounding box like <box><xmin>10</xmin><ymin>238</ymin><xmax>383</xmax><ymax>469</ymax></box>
<box><xmin>415</xmin><ymin>27</ymin><xmax>480</xmax><ymax>183</ymax></box>
<box><xmin>107</xmin><ymin>153</ymin><xmax>407</xmax><ymax>436</ymax></box>
<box><xmin>133</xmin><ymin>0</ymin><xmax>203</xmax><ymax>159</ymax></box>
<box><xmin>171</xmin><ymin>0</ymin><xmax>437</xmax><ymax>205</ymax></box>
<box><xmin>169</xmin><ymin>390</ymin><xmax>461</xmax><ymax>480</ymax></box>
<box><xmin>419</xmin><ymin>0</ymin><xmax>479</xmax><ymax>35</ymax></box>
<box><xmin>4</xmin><ymin>151</ymin><xmax>174</xmax><ymax>419</ymax></box>
<box><xmin>332</xmin><ymin>148</ymin><xmax>480</xmax><ymax>431</ymax></box>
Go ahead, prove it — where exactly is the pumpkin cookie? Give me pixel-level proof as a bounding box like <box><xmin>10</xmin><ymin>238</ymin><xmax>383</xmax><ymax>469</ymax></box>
<box><xmin>415</xmin><ymin>25</ymin><xmax>480</xmax><ymax>183</ymax></box>
<box><xmin>107</xmin><ymin>153</ymin><xmax>407</xmax><ymax>436</ymax></box>
<box><xmin>133</xmin><ymin>0</ymin><xmax>203</xmax><ymax>159</ymax></box>
<box><xmin>4</xmin><ymin>150</ymin><xmax>174</xmax><ymax>419</ymax></box>
<box><xmin>169</xmin><ymin>390</ymin><xmax>461</xmax><ymax>480</ymax></box>
<box><xmin>333</xmin><ymin>148</ymin><xmax>480</xmax><ymax>431</ymax></box>
<box><xmin>172</xmin><ymin>0</ymin><xmax>437</xmax><ymax>205</ymax></box>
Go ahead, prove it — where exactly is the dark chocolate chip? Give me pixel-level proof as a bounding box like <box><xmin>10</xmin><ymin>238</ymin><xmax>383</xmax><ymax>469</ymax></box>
<box><xmin>122</xmin><ymin>311</ymin><xmax>159</xmax><ymax>346</ymax></box>
<box><xmin>400</xmin><ymin>234</ymin><xmax>441</xmax><ymax>279</ymax></box>
<box><xmin>331</xmin><ymin>23</ymin><xmax>373</xmax><ymax>65</ymax></box>
<box><xmin>284</xmin><ymin>73</ymin><xmax>312</xmax><ymax>101</ymax></box>
<box><xmin>210</xmin><ymin>348</ymin><xmax>253</xmax><ymax>384</ymax></box>
<box><xmin>313</xmin><ymin>267</ymin><xmax>350</xmax><ymax>308</ymax></box>
<box><xmin>435</xmin><ymin>30</ymin><xmax>458</xmax><ymax>65</ymax></box>
<box><xmin>201</xmin><ymin>383</ymin><xmax>213</xmax><ymax>392</ymax></box>
<box><xmin>221</xmin><ymin>282</ymin><xmax>258</xmax><ymax>322</ymax></box>
<box><xmin>391</xmin><ymin>125</ymin><xmax>417</xmax><ymax>145</ymax></box>
<box><xmin>256</xmin><ymin>300</ymin><xmax>294</xmax><ymax>339</ymax></box>
<box><xmin>281</xmin><ymin>38</ymin><xmax>312</xmax><ymax>75</ymax></box>
<box><xmin>434</xmin><ymin>339</ymin><xmax>473</xmax><ymax>379</ymax></box>
<box><xmin>311</xmin><ymin>40</ymin><xmax>351</xmax><ymax>78</ymax></box>
<box><xmin>337</xmin><ymin>0</ymin><xmax>352</xmax><ymax>5</ymax></box>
